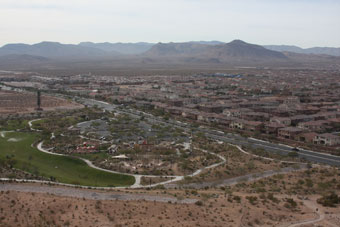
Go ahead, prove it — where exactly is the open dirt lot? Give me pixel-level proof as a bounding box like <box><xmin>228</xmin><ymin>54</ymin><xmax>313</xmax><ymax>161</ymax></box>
<box><xmin>1</xmin><ymin>175</ymin><xmax>339</xmax><ymax>227</ymax></box>
<box><xmin>0</xmin><ymin>90</ymin><xmax>83</xmax><ymax>114</ymax></box>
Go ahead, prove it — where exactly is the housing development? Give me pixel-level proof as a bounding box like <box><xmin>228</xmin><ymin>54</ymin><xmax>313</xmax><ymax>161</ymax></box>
<box><xmin>1</xmin><ymin>64</ymin><xmax>340</xmax><ymax>226</ymax></box>
<box><xmin>1</xmin><ymin>1</ymin><xmax>340</xmax><ymax>225</ymax></box>
<box><xmin>3</xmin><ymin>68</ymin><xmax>340</xmax><ymax>151</ymax></box>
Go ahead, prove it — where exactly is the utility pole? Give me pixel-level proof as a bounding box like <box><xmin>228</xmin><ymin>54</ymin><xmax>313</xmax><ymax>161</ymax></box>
<box><xmin>36</xmin><ymin>90</ymin><xmax>43</xmax><ymax>111</ymax></box>
<box><xmin>190</xmin><ymin>129</ymin><xmax>193</xmax><ymax>154</ymax></box>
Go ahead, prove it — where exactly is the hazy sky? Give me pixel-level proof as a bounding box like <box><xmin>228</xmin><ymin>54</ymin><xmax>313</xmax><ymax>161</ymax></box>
<box><xmin>1</xmin><ymin>0</ymin><xmax>339</xmax><ymax>47</ymax></box>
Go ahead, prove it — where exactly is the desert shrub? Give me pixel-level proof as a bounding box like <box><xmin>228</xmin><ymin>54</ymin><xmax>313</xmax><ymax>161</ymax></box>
<box><xmin>246</xmin><ymin>196</ymin><xmax>258</xmax><ymax>205</ymax></box>
<box><xmin>317</xmin><ymin>192</ymin><xmax>339</xmax><ymax>207</ymax></box>
<box><xmin>233</xmin><ymin>196</ymin><xmax>241</xmax><ymax>203</ymax></box>
<box><xmin>305</xmin><ymin>178</ymin><xmax>313</xmax><ymax>188</ymax></box>
<box><xmin>195</xmin><ymin>200</ymin><xmax>203</xmax><ymax>206</ymax></box>
<box><xmin>284</xmin><ymin>198</ymin><xmax>297</xmax><ymax>209</ymax></box>
<box><xmin>267</xmin><ymin>193</ymin><xmax>280</xmax><ymax>203</ymax></box>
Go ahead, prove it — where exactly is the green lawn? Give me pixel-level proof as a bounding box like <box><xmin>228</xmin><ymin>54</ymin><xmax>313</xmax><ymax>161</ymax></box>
<box><xmin>0</xmin><ymin>132</ymin><xmax>135</xmax><ymax>187</ymax></box>
<box><xmin>72</xmin><ymin>151</ymin><xmax>111</xmax><ymax>162</ymax></box>
<box><xmin>0</xmin><ymin>119</ymin><xmax>29</xmax><ymax>131</ymax></box>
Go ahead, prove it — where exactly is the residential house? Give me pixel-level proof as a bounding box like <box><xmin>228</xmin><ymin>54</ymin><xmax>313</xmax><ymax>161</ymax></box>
<box><xmin>298</xmin><ymin>132</ymin><xmax>318</xmax><ymax>143</ymax></box>
<box><xmin>278</xmin><ymin>127</ymin><xmax>305</xmax><ymax>140</ymax></box>
<box><xmin>242</xmin><ymin>112</ymin><xmax>270</xmax><ymax>121</ymax></box>
<box><xmin>297</xmin><ymin>120</ymin><xmax>331</xmax><ymax>133</ymax></box>
<box><xmin>198</xmin><ymin>104</ymin><xmax>225</xmax><ymax>113</ymax></box>
<box><xmin>167</xmin><ymin>99</ymin><xmax>184</xmax><ymax>107</ymax></box>
<box><xmin>290</xmin><ymin>115</ymin><xmax>314</xmax><ymax>126</ymax></box>
<box><xmin>270</xmin><ymin>117</ymin><xmax>291</xmax><ymax>126</ymax></box>
<box><xmin>264</xmin><ymin>122</ymin><xmax>285</xmax><ymax>135</ymax></box>
<box><xmin>182</xmin><ymin>109</ymin><xmax>199</xmax><ymax>120</ymax></box>
<box><xmin>314</xmin><ymin>133</ymin><xmax>340</xmax><ymax>146</ymax></box>
<box><xmin>223</xmin><ymin>108</ymin><xmax>252</xmax><ymax>118</ymax></box>
<box><xmin>230</xmin><ymin>119</ymin><xmax>263</xmax><ymax>131</ymax></box>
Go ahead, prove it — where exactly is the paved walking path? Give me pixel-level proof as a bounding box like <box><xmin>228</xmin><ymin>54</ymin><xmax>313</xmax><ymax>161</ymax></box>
<box><xmin>28</xmin><ymin>119</ymin><xmax>42</xmax><ymax>131</ymax></box>
<box><xmin>0</xmin><ymin>131</ymin><xmax>13</xmax><ymax>138</ymax></box>
<box><xmin>1</xmin><ymin>119</ymin><xmax>308</xmax><ymax>191</ymax></box>
<box><xmin>29</xmin><ymin>118</ymin><xmax>228</xmax><ymax>188</ymax></box>
<box><xmin>37</xmin><ymin>141</ymin><xmax>225</xmax><ymax>188</ymax></box>
<box><xmin>166</xmin><ymin>164</ymin><xmax>307</xmax><ymax>189</ymax></box>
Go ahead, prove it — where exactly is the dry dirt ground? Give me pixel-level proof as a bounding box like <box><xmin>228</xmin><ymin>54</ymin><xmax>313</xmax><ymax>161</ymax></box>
<box><xmin>1</xmin><ymin>141</ymin><xmax>339</xmax><ymax>227</ymax></box>
<box><xmin>180</xmin><ymin>143</ymin><xmax>290</xmax><ymax>185</ymax></box>
<box><xmin>0</xmin><ymin>183</ymin><xmax>339</xmax><ymax>227</ymax></box>
<box><xmin>0</xmin><ymin>90</ymin><xmax>82</xmax><ymax>114</ymax></box>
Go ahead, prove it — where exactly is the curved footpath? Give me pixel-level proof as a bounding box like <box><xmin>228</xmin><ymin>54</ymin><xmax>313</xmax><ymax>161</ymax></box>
<box><xmin>287</xmin><ymin>200</ymin><xmax>325</xmax><ymax>227</ymax></box>
<box><xmin>1</xmin><ymin>118</ymin><xmax>310</xmax><ymax>191</ymax></box>
<box><xmin>0</xmin><ymin>130</ymin><xmax>13</xmax><ymax>138</ymax></box>
<box><xmin>166</xmin><ymin>143</ymin><xmax>309</xmax><ymax>189</ymax></box>
<box><xmin>2</xmin><ymin>139</ymin><xmax>306</xmax><ymax>191</ymax></box>
<box><xmin>166</xmin><ymin>164</ymin><xmax>307</xmax><ymax>189</ymax></box>
<box><xmin>36</xmin><ymin>141</ymin><xmax>225</xmax><ymax>188</ymax></box>
<box><xmin>28</xmin><ymin>119</ymin><xmax>42</xmax><ymax>131</ymax></box>
<box><xmin>14</xmin><ymin>118</ymin><xmax>227</xmax><ymax>188</ymax></box>
<box><xmin>81</xmin><ymin>98</ymin><xmax>340</xmax><ymax>167</ymax></box>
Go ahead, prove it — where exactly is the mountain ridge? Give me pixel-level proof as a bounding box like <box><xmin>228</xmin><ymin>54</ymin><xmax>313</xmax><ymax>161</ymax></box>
<box><xmin>1</xmin><ymin>40</ymin><xmax>340</xmax><ymax>57</ymax></box>
<box><xmin>79</xmin><ymin>42</ymin><xmax>154</xmax><ymax>55</ymax></box>
<box><xmin>0</xmin><ymin>41</ymin><xmax>121</xmax><ymax>59</ymax></box>
<box><xmin>144</xmin><ymin>40</ymin><xmax>288</xmax><ymax>63</ymax></box>
<box><xmin>264</xmin><ymin>45</ymin><xmax>340</xmax><ymax>56</ymax></box>
<box><xmin>0</xmin><ymin>40</ymin><xmax>339</xmax><ymax>70</ymax></box>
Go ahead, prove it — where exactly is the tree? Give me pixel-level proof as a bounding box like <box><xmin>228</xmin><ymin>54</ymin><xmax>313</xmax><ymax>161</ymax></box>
<box><xmin>317</xmin><ymin>193</ymin><xmax>340</xmax><ymax>207</ymax></box>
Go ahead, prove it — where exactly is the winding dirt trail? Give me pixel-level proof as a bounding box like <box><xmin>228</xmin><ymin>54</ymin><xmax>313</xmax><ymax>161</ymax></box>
<box><xmin>288</xmin><ymin>200</ymin><xmax>325</xmax><ymax>227</ymax></box>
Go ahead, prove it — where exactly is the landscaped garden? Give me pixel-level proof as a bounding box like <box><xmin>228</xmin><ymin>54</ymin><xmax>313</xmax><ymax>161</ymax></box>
<box><xmin>0</xmin><ymin>131</ymin><xmax>134</xmax><ymax>187</ymax></box>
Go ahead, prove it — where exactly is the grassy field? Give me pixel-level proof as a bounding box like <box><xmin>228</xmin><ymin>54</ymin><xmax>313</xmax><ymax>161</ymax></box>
<box><xmin>0</xmin><ymin>119</ymin><xmax>29</xmax><ymax>131</ymax></box>
<box><xmin>0</xmin><ymin>131</ymin><xmax>135</xmax><ymax>187</ymax></box>
<box><xmin>73</xmin><ymin>151</ymin><xmax>111</xmax><ymax>162</ymax></box>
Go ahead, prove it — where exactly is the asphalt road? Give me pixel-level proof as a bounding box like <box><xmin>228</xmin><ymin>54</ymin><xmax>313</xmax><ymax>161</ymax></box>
<box><xmin>79</xmin><ymin>98</ymin><xmax>340</xmax><ymax>167</ymax></box>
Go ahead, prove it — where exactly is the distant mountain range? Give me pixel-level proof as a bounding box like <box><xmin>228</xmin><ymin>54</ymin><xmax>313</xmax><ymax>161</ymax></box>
<box><xmin>79</xmin><ymin>42</ymin><xmax>154</xmax><ymax>55</ymax></box>
<box><xmin>264</xmin><ymin>45</ymin><xmax>340</xmax><ymax>56</ymax></box>
<box><xmin>145</xmin><ymin>40</ymin><xmax>288</xmax><ymax>63</ymax></box>
<box><xmin>0</xmin><ymin>40</ymin><xmax>339</xmax><ymax>58</ymax></box>
<box><xmin>0</xmin><ymin>40</ymin><xmax>339</xmax><ymax>70</ymax></box>
<box><xmin>0</xmin><ymin>41</ymin><xmax>120</xmax><ymax>59</ymax></box>
<box><xmin>0</xmin><ymin>54</ymin><xmax>51</xmax><ymax>70</ymax></box>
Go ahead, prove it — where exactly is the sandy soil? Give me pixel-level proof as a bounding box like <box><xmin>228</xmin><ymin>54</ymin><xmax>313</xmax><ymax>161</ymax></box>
<box><xmin>1</xmin><ymin>183</ymin><xmax>339</xmax><ymax>227</ymax></box>
<box><xmin>179</xmin><ymin>143</ymin><xmax>288</xmax><ymax>185</ymax></box>
<box><xmin>0</xmin><ymin>90</ymin><xmax>83</xmax><ymax>114</ymax></box>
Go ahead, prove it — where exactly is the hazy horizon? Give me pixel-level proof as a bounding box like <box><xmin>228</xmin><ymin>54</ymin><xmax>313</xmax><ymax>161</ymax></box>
<box><xmin>1</xmin><ymin>0</ymin><xmax>340</xmax><ymax>48</ymax></box>
<box><xmin>1</xmin><ymin>40</ymin><xmax>340</xmax><ymax>49</ymax></box>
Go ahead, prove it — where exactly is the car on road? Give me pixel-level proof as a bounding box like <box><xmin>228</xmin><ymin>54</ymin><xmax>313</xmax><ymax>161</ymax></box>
<box><xmin>291</xmin><ymin>147</ymin><xmax>300</xmax><ymax>152</ymax></box>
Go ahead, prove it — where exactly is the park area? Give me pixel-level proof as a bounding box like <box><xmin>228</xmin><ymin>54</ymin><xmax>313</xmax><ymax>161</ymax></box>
<box><xmin>0</xmin><ymin>131</ymin><xmax>135</xmax><ymax>187</ymax></box>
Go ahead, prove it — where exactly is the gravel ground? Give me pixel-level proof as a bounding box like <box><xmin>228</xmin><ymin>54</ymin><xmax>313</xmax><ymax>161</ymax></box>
<box><xmin>166</xmin><ymin>164</ymin><xmax>307</xmax><ymax>189</ymax></box>
<box><xmin>0</xmin><ymin>183</ymin><xmax>197</xmax><ymax>204</ymax></box>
